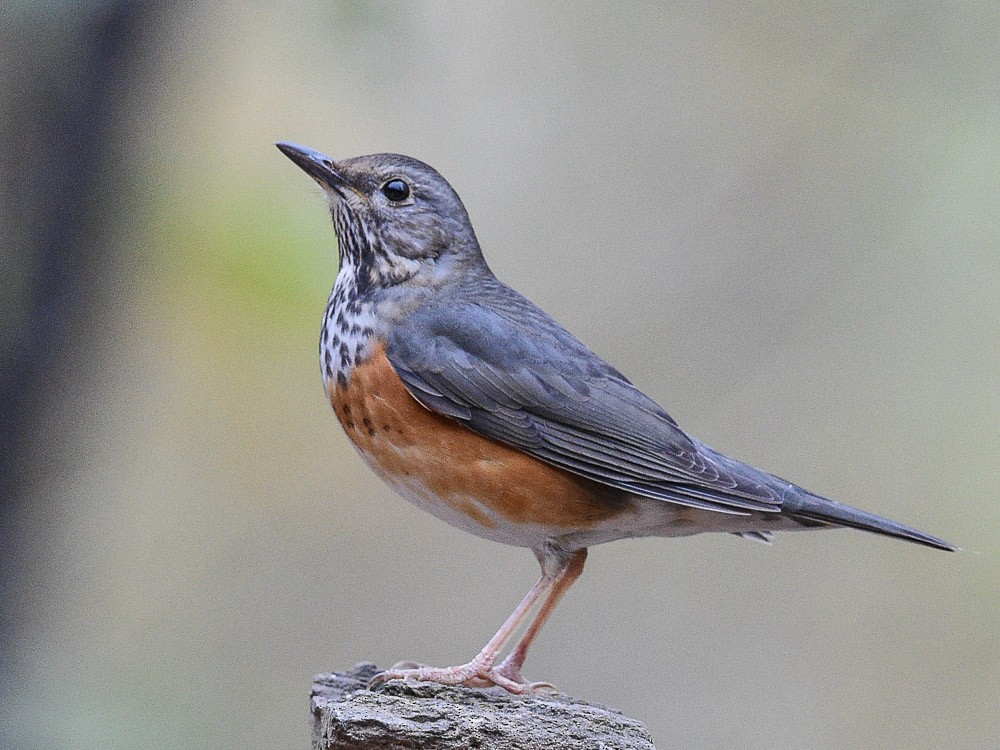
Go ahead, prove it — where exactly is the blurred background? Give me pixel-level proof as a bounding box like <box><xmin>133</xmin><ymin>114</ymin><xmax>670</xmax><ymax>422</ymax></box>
<box><xmin>2</xmin><ymin>2</ymin><xmax>997</xmax><ymax>748</ymax></box>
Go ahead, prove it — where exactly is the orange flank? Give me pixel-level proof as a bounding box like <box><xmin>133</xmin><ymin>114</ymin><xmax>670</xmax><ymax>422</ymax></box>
<box><xmin>330</xmin><ymin>341</ymin><xmax>627</xmax><ymax>532</ymax></box>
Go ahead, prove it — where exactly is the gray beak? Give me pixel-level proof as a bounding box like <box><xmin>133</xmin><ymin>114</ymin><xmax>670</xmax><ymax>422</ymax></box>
<box><xmin>276</xmin><ymin>141</ymin><xmax>350</xmax><ymax>194</ymax></box>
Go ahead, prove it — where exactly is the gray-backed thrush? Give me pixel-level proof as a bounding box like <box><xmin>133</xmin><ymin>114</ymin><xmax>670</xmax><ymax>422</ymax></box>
<box><xmin>277</xmin><ymin>141</ymin><xmax>955</xmax><ymax>693</ymax></box>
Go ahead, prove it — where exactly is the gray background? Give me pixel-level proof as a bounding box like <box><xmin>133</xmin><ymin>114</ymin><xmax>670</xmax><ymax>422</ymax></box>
<box><xmin>3</xmin><ymin>2</ymin><xmax>997</xmax><ymax>748</ymax></box>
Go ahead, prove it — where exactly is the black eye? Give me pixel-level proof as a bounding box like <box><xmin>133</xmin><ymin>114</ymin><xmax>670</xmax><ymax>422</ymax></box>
<box><xmin>381</xmin><ymin>179</ymin><xmax>410</xmax><ymax>202</ymax></box>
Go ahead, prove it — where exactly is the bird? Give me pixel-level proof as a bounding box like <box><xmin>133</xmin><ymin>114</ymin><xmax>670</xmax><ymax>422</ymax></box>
<box><xmin>276</xmin><ymin>141</ymin><xmax>956</xmax><ymax>693</ymax></box>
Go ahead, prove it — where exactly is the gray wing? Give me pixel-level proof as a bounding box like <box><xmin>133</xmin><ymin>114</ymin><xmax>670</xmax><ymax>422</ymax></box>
<box><xmin>386</xmin><ymin>286</ymin><xmax>784</xmax><ymax>515</ymax></box>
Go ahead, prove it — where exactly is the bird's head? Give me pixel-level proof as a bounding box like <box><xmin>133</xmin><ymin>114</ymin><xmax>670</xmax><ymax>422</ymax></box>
<box><xmin>277</xmin><ymin>142</ymin><xmax>484</xmax><ymax>289</ymax></box>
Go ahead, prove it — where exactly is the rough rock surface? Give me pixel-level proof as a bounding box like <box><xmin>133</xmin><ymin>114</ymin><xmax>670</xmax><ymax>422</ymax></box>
<box><xmin>311</xmin><ymin>663</ymin><xmax>655</xmax><ymax>749</ymax></box>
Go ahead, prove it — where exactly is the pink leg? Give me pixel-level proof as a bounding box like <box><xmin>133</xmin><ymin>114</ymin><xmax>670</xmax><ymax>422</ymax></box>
<box><xmin>369</xmin><ymin>548</ymin><xmax>587</xmax><ymax>694</ymax></box>
<box><xmin>370</xmin><ymin>563</ymin><xmax>560</xmax><ymax>693</ymax></box>
<box><xmin>496</xmin><ymin>548</ymin><xmax>587</xmax><ymax>686</ymax></box>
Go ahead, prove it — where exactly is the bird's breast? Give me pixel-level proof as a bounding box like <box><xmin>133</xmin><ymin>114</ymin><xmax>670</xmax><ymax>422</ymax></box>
<box><xmin>328</xmin><ymin>340</ymin><xmax>633</xmax><ymax>548</ymax></box>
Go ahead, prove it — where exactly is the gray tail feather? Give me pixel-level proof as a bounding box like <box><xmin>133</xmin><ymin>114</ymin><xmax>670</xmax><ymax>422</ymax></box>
<box><xmin>787</xmin><ymin>493</ymin><xmax>957</xmax><ymax>552</ymax></box>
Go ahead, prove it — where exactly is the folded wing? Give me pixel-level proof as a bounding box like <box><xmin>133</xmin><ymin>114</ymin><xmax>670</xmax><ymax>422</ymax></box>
<box><xmin>386</xmin><ymin>287</ymin><xmax>787</xmax><ymax>516</ymax></box>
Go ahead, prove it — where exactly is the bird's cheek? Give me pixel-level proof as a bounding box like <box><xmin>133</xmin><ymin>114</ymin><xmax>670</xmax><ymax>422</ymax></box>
<box><xmin>386</xmin><ymin>228</ymin><xmax>432</xmax><ymax>260</ymax></box>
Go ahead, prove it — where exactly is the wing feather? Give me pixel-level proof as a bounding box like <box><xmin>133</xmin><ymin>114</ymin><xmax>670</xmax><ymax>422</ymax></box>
<box><xmin>387</xmin><ymin>286</ymin><xmax>784</xmax><ymax>514</ymax></box>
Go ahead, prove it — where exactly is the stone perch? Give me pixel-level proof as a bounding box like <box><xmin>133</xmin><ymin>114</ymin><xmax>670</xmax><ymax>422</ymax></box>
<box><xmin>311</xmin><ymin>663</ymin><xmax>656</xmax><ymax>749</ymax></box>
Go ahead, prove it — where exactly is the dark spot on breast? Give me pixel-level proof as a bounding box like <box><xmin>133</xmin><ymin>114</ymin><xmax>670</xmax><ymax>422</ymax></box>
<box><xmin>325</xmin><ymin>364</ymin><xmax>333</xmax><ymax>379</ymax></box>
<box><xmin>337</xmin><ymin>372</ymin><xmax>348</xmax><ymax>389</ymax></box>
<box><xmin>362</xmin><ymin>417</ymin><xmax>372</xmax><ymax>429</ymax></box>
<box><xmin>343</xmin><ymin>404</ymin><xmax>352</xmax><ymax>416</ymax></box>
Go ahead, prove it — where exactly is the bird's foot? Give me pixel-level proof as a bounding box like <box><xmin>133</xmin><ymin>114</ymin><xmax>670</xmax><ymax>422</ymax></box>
<box><xmin>369</xmin><ymin>659</ymin><xmax>555</xmax><ymax>694</ymax></box>
<box><xmin>493</xmin><ymin>653</ymin><xmax>557</xmax><ymax>693</ymax></box>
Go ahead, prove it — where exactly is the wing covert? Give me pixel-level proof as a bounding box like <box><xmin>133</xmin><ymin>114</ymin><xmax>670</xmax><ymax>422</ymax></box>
<box><xmin>387</xmin><ymin>292</ymin><xmax>783</xmax><ymax>515</ymax></box>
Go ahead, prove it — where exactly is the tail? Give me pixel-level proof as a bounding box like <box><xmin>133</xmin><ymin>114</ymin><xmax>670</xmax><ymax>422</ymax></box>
<box><xmin>785</xmin><ymin>492</ymin><xmax>957</xmax><ymax>552</ymax></box>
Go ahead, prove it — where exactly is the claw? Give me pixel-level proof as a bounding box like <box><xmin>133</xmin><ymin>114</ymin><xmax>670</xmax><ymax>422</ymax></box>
<box><xmin>488</xmin><ymin>667</ymin><xmax>557</xmax><ymax>693</ymax></box>
<box><xmin>493</xmin><ymin>657</ymin><xmax>557</xmax><ymax>693</ymax></box>
<box><xmin>367</xmin><ymin>660</ymin><xmax>556</xmax><ymax>694</ymax></box>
